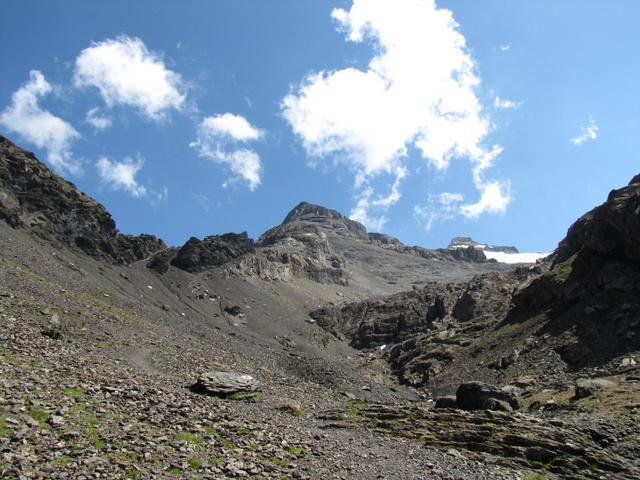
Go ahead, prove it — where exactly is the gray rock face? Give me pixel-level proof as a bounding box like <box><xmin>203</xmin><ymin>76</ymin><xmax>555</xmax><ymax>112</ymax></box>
<box><xmin>448</xmin><ymin>236</ymin><xmax>519</xmax><ymax>254</ymax></box>
<box><xmin>0</xmin><ymin>135</ymin><xmax>165</xmax><ymax>264</ymax></box>
<box><xmin>455</xmin><ymin>381</ymin><xmax>519</xmax><ymax>411</ymax></box>
<box><xmin>191</xmin><ymin>371</ymin><xmax>260</xmax><ymax>395</ymax></box>
<box><xmin>172</xmin><ymin>233</ymin><xmax>255</xmax><ymax>273</ymax></box>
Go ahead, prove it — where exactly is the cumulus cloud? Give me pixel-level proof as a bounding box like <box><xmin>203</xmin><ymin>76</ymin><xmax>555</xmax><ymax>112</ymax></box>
<box><xmin>73</xmin><ymin>36</ymin><xmax>186</xmax><ymax>121</ymax></box>
<box><xmin>96</xmin><ymin>156</ymin><xmax>146</xmax><ymax>197</ymax></box>
<box><xmin>570</xmin><ymin>117</ymin><xmax>598</xmax><ymax>145</ymax></box>
<box><xmin>190</xmin><ymin>114</ymin><xmax>264</xmax><ymax>191</ymax></box>
<box><xmin>0</xmin><ymin>70</ymin><xmax>80</xmax><ymax>173</ymax></box>
<box><xmin>282</xmin><ymin>0</ymin><xmax>509</xmax><ymax>228</ymax></box>
<box><xmin>86</xmin><ymin>107</ymin><xmax>112</xmax><ymax>130</ymax></box>
<box><xmin>494</xmin><ymin>96</ymin><xmax>521</xmax><ymax>110</ymax></box>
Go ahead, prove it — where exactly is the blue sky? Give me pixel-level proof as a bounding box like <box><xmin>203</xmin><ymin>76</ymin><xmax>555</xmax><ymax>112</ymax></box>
<box><xmin>1</xmin><ymin>0</ymin><xmax>638</xmax><ymax>252</ymax></box>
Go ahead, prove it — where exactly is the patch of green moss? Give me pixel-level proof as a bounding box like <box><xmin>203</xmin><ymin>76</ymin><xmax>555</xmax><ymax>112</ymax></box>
<box><xmin>28</xmin><ymin>408</ymin><xmax>49</xmax><ymax>424</ymax></box>
<box><xmin>175</xmin><ymin>432</ymin><xmax>204</xmax><ymax>446</ymax></box>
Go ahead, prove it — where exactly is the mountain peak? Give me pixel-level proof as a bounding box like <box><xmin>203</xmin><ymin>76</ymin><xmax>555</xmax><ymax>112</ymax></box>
<box><xmin>281</xmin><ymin>201</ymin><xmax>368</xmax><ymax>239</ymax></box>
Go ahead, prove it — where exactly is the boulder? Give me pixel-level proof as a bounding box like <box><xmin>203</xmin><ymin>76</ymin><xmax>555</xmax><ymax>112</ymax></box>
<box><xmin>574</xmin><ymin>378</ymin><xmax>615</xmax><ymax>400</ymax></box>
<box><xmin>190</xmin><ymin>372</ymin><xmax>259</xmax><ymax>395</ymax></box>
<box><xmin>434</xmin><ymin>396</ymin><xmax>458</xmax><ymax>409</ymax></box>
<box><xmin>455</xmin><ymin>381</ymin><xmax>519</xmax><ymax>411</ymax></box>
<box><xmin>453</xmin><ymin>291</ymin><xmax>478</xmax><ymax>321</ymax></box>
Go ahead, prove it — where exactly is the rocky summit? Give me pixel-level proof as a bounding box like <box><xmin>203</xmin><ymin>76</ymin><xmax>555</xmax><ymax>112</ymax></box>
<box><xmin>1</xmin><ymin>134</ymin><xmax>639</xmax><ymax>479</ymax></box>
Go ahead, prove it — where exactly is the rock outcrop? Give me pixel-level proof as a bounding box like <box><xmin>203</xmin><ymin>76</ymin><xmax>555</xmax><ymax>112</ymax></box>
<box><xmin>510</xmin><ymin>172</ymin><xmax>640</xmax><ymax>367</ymax></box>
<box><xmin>171</xmin><ymin>233</ymin><xmax>255</xmax><ymax>273</ymax></box>
<box><xmin>0</xmin><ymin>135</ymin><xmax>165</xmax><ymax>264</ymax></box>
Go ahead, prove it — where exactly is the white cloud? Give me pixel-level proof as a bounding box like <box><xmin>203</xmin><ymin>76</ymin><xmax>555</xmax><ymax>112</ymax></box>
<box><xmin>96</xmin><ymin>156</ymin><xmax>146</xmax><ymax>197</ymax></box>
<box><xmin>0</xmin><ymin>70</ymin><xmax>80</xmax><ymax>173</ymax></box>
<box><xmin>460</xmin><ymin>180</ymin><xmax>511</xmax><ymax>218</ymax></box>
<box><xmin>199</xmin><ymin>113</ymin><xmax>263</xmax><ymax>142</ymax></box>
<box><xmin>494</xmin><ymin>96</ymin><xmax>521</xmax><ymax>110</ymax></box>
<box><xmin>190</xmin><ymin>114</ymin><xmax>264</xmax><ymax>191</ymax></box>
<box><xmin>282</xmin><ymin>0</ymin><xmax>509</xmax><ymax>225</ymax></box>
<box><xmin>86</xmin><ymin>107</ymin><xmax>112</xmax><ymax>130</ymax></box>
<box><xmin>570</xmin><ymin>117</ymin><xmax>598</xmax><ymax>145</ymax></box>
<box><xmin>413</xmin><ymin>192</ymin><xmax>464</xmax><ymax>231</ymax></box>
<box><xmin>498</xmin><ymin>44</ymin><xmax>511</xmax><ymax>52</ymax></box>
<box><xmin>350</xmin><ymin>166</ymin><xmax>406</xmax><ymax>230</ymax></box>
<box><xmin>73</xmin><ymin>36</ymin><xmax>186</xmax><ymax>121</ymax></box>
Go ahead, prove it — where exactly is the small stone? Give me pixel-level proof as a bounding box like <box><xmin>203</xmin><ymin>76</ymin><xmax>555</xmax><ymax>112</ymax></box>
<box><xmin>48</xmin><ymin>415</ymin><xmax>64</xmax><ymax>427</ymax></box>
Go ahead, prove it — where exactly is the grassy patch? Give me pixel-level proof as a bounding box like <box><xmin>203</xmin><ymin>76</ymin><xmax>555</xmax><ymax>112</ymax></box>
<box><xmin>77</xmin><ymin>292</ymin><xmax>140</xmax><ymax>323</ymax></box>
<box><xmin>553</xmin><ymin>254</ymin><xmax>577</xmax><ymax>283</ymax></box>
<box><xmin>299</xmin><ymin>327</ymin><xmax>332</xmax><ymax>348</ymax></box>
<box><xmin>165</xmin><ymin>466</ymin><xmax>181</xmax><ymax>475</ymax></box>
<box><xmin>124</xmin><ymin>468</ymin><xmax>140</xmax><ymax>479</ymax></box>
<box><xmin>187</xmin><ymin>457</ymin><xmax>203</xmax><ymax>471</ymax></box>
<box><xmin>63</xmin><ymin>387</ymin><xmax>86</xmax><ymax>398</ymax></box>
<box><xmin>203</xmin><ymin>425</ymin><xmax>219</xmax><ymax>436</ymax></box>
<box><xmin>287</xmin><ymin>445</ymin><xmax>309</xmax><ymax>458</ymax></box>
<box><xmin>210</xmin><ymin>456</ymin><xmax>224</xmax><ymax>466</ymax></box>
<box><xmin>28</xmin><ymin>408</ymin><xmax>49</xmax><ymax>424</ymax></box>
<box><xmin>346</xmin><ymin>399</ymin><xmax>367</xmax><ymax>422</ymax></box>
<box><xmin>86</xmin><ymin>427</ymin><xmax>105</xmax><ymax>449</ymax></box>
<box><xmin>278</xmin><ymin>404</ymin><xmax>305</xmax><ymax>416</ymax></box>
<box><xmin>175</xmin><ymin>432</ymin><xmax>204</xmax><ymax>447</ymax></box>
<box><xmin>55</xmin><ymin>455</ymin><xmax>73</xmax><ymax>467</ymax></box>
<box><xmin>521</xmin><ymin>474</ymin><xmax>549</xmax><ymax>480</ymax></box>
<box><xmin>225</xmin><ymin>391</ymin><xmax>263</xmax><ymax>401</ymax></box>
<box><xmin>269</xmin><ymin>455</ymin><xmax>290</xmax><ymax>468</ymax></box>
<box><xmin>0</xmin><ymin>417</ymin><xmax>10</xmax><ymax>437</ymax></box>
<box><xmin>222</xmin><ymin>438</ymin><xmax>236</xmax><ymax>450</ymax></box>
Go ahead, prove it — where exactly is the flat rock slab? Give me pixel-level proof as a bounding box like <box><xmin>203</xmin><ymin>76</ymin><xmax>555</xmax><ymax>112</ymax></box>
<box><xmin>191</xmin><ymin>371</ymin><xmax>260</xmax><ymax>395</ymax></box>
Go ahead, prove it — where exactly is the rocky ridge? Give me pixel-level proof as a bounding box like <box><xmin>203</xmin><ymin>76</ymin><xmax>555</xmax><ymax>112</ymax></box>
<box><xmin>0</xmin><ymin>135</ymin><xmax>165</xmax><ymax>265</ymax></box>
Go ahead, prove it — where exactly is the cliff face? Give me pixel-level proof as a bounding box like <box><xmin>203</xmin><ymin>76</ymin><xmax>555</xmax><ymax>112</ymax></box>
<box><xmin>510</xmin><ymin>172</ymin><xmax>640</xmax><ymax>365</ymax></box>
<box><xmin>0</xmin><ymin>135</ymin><xmax>165</xmax><ymax>264</ymax></box>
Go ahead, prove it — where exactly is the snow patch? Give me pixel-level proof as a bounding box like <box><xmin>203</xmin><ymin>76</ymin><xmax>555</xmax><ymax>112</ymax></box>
<box><xmin>483</xmin><ymin>251</ymin><xmax>549</xmax><ymax>264</ymax></box>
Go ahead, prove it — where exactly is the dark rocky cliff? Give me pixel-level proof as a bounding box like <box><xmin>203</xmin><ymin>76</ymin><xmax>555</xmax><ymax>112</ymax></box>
<box><xmin>0</xmin><ymin>135</ymin><xmax>165</xmax><ymax>264</ymax></box>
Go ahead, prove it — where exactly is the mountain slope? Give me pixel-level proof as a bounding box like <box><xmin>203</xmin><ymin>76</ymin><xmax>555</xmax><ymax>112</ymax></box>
<box><xmin>1</xmin><ymin>135</ymin><xmax>639</xmax><ymax>479</ymax></box>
